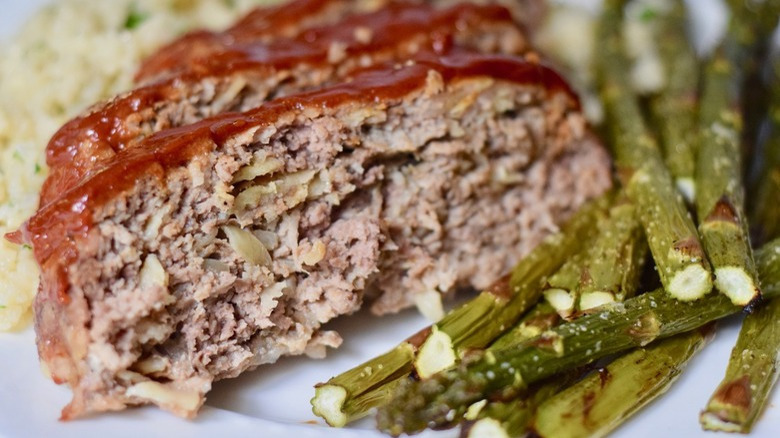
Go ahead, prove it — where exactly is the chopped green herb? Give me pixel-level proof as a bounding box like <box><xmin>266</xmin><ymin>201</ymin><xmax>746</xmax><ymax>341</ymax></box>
<box><xmin>0</xmin><ymin>305</ymin><xmax>5</xmax><ymax>309</ymax></box>
<box><xmin>22</xmin><ymin>244</ymin><xmax>32</xmax><ymax>250</ymax></box>
<box><xmin>12</xmin><ymin>151</ymin><xmax>22</xmax><ymax>162</ymax></box>
<box><xmin>124</xmin><ymin>4</ymin><xmax>149</xmax><ymax>30</ymax></box>
<box><xmin>639</xmin><ymin>7</ymin><xmax>658</xmax><ymax>23</ymax></box>
<box><xmin>34</xmin><ymin>163</ymin><xmax>41</xmax><ymax>174</ymax></box>
<box><xmin>51</xmin><ymin>102</ymin><xmax>65</xmax><ymax>116</ymax></box>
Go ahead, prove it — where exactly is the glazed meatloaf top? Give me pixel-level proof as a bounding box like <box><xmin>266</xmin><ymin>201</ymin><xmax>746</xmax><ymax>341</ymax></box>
<box><xmin>39</xmin><ymin>1</ymin><xmax>529</xmax><ymax>207</ymax></box>
<box><xmin>135</xmin><ymin>0</ymin><xmax>545</xmax><ymax>83</ymax></box>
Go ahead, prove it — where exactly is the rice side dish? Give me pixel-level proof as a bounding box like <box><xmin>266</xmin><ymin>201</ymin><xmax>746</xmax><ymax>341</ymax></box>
<box><xmin>0</xmin><ymin>0</ymin><xmax>280</xmax><ymax>331</ymax></box>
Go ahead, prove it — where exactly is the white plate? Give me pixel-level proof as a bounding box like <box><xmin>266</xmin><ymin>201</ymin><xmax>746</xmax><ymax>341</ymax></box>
<box><xmin>1</xmin><ymin>1</ymin><xmax>778</xmax><ymax>437</ymax></box>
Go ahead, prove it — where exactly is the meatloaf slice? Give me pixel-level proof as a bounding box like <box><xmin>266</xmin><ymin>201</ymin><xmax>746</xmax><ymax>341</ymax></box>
<box><xmin>40</xmin><ymin>1</ymin><xmax>529</xmax><ymax>207</ymax></box>
<box><xmin>24</xmin><ymin>51</ymin><xmax>611</xmax><ymax>419</ymax></box>
<box><xmin>136</xmin><ymin>0</ymin><xmax>386</xmax><ymax>83</ymax></box>
<box><xmin>135</xmin><ymin>0</ymin><xmax>546</xmax><ymax>83</ymax></box>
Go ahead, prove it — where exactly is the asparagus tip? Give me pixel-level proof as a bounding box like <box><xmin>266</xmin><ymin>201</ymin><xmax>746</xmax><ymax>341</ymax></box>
<box><xmin>668</xmin><ymin>264</ymin><xmax>712</xmax><ymax>301</ymax></box>
<box><xmin>464</xmin><ymin>399</ymin><xmax>488</xmax><ymax>420</ymax></box>
<box><xmin>311</xmin><ymin>384</ymin><xmax>348</xmax><ymax>427</ymax></box>
<box><xmin>415</xmin><ymin>326</ymin><xmax>457</xmax><ymax>379</ymax></box>
<box><xmin>714</xmin><ymin>266</ymin><xmax>760</xmax><ymax>306</ymax></box>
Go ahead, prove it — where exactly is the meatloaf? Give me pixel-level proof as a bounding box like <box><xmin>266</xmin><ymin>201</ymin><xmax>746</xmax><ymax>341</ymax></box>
<box><xmin>40</xmin><ymin>0</ymin><xmax>529</xmax><ymax>205</ymax></box>
<box><xmin>135</xmin><ymin>0</ymin><xmax>545</xmax><ymax>83</ymax></box>
<box><xmin>22</xmin><ymin>50</ymin><xmax>611</xmax><ymax>419</ymax></box>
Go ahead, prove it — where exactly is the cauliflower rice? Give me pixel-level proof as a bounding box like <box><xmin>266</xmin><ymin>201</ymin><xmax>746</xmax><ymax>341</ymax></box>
<box><xmin>0</xmin><ymin>0</ymin><xmax>279</xmax><ymax>331</ymax></box>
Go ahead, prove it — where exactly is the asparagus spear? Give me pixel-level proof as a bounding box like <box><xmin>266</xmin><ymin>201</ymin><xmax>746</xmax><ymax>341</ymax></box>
<box><xmin>544</xmin><ymin>198</ymin><xmax>645</xmax><ymax>317</ymax></box>
<box><xmin>489</xmin><ymin>301</ymin><xmax>560</xmax><ymax>351</ymax></box>
<box><xmin>576</xmin><ymin>199</ymin><xmax>646</xmax><ymax>311</ymax></box>
<box><xmin>462</xmin><ymin>375</ymin><xmax>574</xmax><ymax>438</ymax></box>
<box><xmin>311</xmin><ymin>196</ymin><xmax>608</xmax><ymax>426</ymax></box>
<box><xmin>751</xmin><ymin>57</ymin><xmax>780</xmax><ymax>245</ymax></box>
<box><xmin>532</xmin><ymin>328</ymin><xmax>713</xmax><ymax>438</ymax></box>
<box><xmin>700</xmin><ymin>296</ymin><xmax>780</xmax><ymax>432</ymax></box>
<box><xmin>597</xmin><ymin>0</ymin><xmax>712</xmax><ymax>301</ymax></box>
<box><xmin>694</xmin><ymin>3</ymin><xmax>761</xmax><ymax>306</ymax></box>
<box><xmin>647</xmin><ymin>0</ymin><xmax>699</xmax><ymax>203</ymax></box>
<box><xmin>725</xmin><ymin>0</ymin><xmax>780</xmax><ymax>174</ymax></box>
<box><xmin>411</xmin><ymin>196</ymin><xmax>611</xmax><ymax>380</ymax></box>
<box><xmin>375</xmin><ymin>238</ymin><xmax>780</xmax><ymax>436</ymax></box>
<box><xmin>543</xmin><ymin>252</ymin><xmax>587</xmax><ymax>320</ymax></box>
<box><xmin>461</xmin><ymin>303</ymin><xmax>567</xmax><ymax>438</ymax></box>
<box><xmin>468</xmin><ymin>200</ymin><xmax>645</xmax><ymax>437</ymax></box>
<box><xmin>700</xmin><ymin>53</ymin><xmax>780</xmax><ymax>433</ymax></box>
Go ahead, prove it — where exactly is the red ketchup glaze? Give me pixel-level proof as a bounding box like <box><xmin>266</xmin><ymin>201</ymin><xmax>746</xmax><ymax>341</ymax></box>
<box><xmin>27</xmin><ymin>51</ymin><xmax>578</xmax><ymax>304</ymax></box>
<box><xmin>136</xmin><ymin>0</ymin><xmax>339</xmax><ymax>82</ymax></box>
<box><xmin>40</xmin><ymin>2</ymin><xmax>518</xmax><ymax>209</ymax></box>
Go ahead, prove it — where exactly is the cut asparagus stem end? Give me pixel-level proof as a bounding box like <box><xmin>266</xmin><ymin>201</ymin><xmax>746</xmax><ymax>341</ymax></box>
<box><xmin>415</xmin><ymin>326</ymin><xmax>456</xmax><ymax>379</ymax></box>
<box><xmin>700</xmin><ymin>412</ymin><xmax>744</xmax><ymax>433</ymax></box>
<box><xmin>544</xmin><ymin>288</ymin><xmax>575</xmax><ymax>318</ymax></box>
<box><xmin>675</xmin><ymin>178</ymin><xmax>695</xmax><ymax>204</ymax></box>
<box><xmin>311</xmin><ymin>384</ymin><xmax>348</xmax><ymax>427</ymax></box>
<box><xmin>714</xmin><ymin>266</ymin><xmax>759</xmax><ymax>306</ymax></box>
<box><xmin>464</xmin><ymin>399</ymin><xmax>488</xmax><ymax>420</ymax></box>
<box><xmin>668</xmin><ymin>264</ymin><xmax>712</xmax><ymax>301</ymax></box>
<box><xmin>413</xmin><ymin>290</ymin><xmax>445</xmax><ymax>322</ymax></box>
<box><xmin>580</xmin><ymin>291</ymin><xmax>616</xmax><ymax>311</ymax></box>
<box><xmin>467</xmin><ymin>417</ymin><xmax>509</xmax><ymax>438</ymax></box>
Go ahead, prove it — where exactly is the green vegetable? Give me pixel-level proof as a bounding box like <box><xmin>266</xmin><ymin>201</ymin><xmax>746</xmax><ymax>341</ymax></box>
<box><xmin>124</xmin><ymin>4</ymin><xmax>148</xmax><ymax>30</ymax></box>
<box><xmin>751</xmin><ymin>57</ymin><xmax>780</xmax><ymax>245</ymax></box>
<box><xmin>375</xmin><ymin>238</ymin><xmax>780</xmax><ymax>436</ymax></box>
<box><xmin>311</xmin><ymin>196</ymin><xmax>609</xmax><ymax>426</ymax></box>
<box><xmin>575</xmin><ymin>198</ymin><xmax>646</xmax><ymax>311</ymax></box>
<box><xmin>694</xmin><ymin>27</ymin><xmax>759</xmax><ymax>306</ymax></box>
<box><xmin>533</xmin><ymin>328</ymin><xmax>712</xmax><ymax>438</ymax></box>
<box><xmin>597</xmin><ymin>0</ymin><xmax>711</xmax><ymax>302</ymax></box>
<box><xmin>700</xmin><ymin>296</ymin><xmax>780</xmax><ymax>433</ymax></box>
<box><xmin>701</xmin><ymin>38</ymin><xmax>780</xmax><ymax>431</ymax></box>
<box><xmin>648</xmin><ymin>0</ymin><xmax>699</xmax><ymax>202</ymax></box>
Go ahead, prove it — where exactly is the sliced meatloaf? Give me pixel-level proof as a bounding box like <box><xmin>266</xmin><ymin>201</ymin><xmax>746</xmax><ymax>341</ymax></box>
<box><xmin>23</xmin><ymin>51</ymin><xmax>611</xmax><ymax>419</ymax></box>
<box><xmin>136</xmin><ymin>0</ymin><xmax>387</xmax><ymax>83</ymax></box>
<box><xmin>135</xmin><ymin>0</ymin><xmax>546</xmax><ymax>83</ymax></box>
<box><xmin>40</xmin><ymin>1</ymin><xmax>529</xmax><ymax>205</ymax></box>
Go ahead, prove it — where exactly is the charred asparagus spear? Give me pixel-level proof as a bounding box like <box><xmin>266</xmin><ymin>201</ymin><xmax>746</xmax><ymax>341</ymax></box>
<box><xmin>489</xmin><ymin>301</ymin><xmax>561</xmax><ymax>351</ymax></box>
<box><xmin>375</xmin><ymin>238</ymin><xmax>780</xmax><ymax>436</ymax></box>
<box><xmin>751</xmin><ymin>57</ymin><xmax>780</xmax><ymax>245</ymax></box>
<box><xmin>462</xmin><ymin>375</ymin><xmax>574</xmax><ymax>438</ymax></box>
<box><xmin>598</xmin><ymin>0</ymin><xmax>711</xmax><ymax>301</ymax></box>
<box><xmin>575</xmin><ymin>198</ymin><xmax>646</xmax><ymax>311</ymax></box>
<box><xmin>700</xmin><ymin>51</ymin><xmax>780</xmax><ymax>433</ymax></box>
<box><xmin>461</xmin><ymin>303</ymin><xmax>566</xmax><ymax>438</ymax></box>
<box><xmin>700</xmin><ymin>295</ymin><xmax>780</xmax><ymax>432</ymax></box>
<box><xmin>468</xmin><ymin>199</ymin><xmax>645</xmax><ymax>437</ymax></box>
<box><xmin>531</xmin><ymin>327</ymin><xmax>713</xmax><ymax>438</ymax></box>
<box><xmin>543</xmin><ymin>252</ymin><xmax>587</xmax><ymax>320</ymax></box>
<box><xmin>311</xmin><ymin>196</ymin><xmax>608</xmax><ymax>426</ymax></box>
<box><xmin>726</xmin><ymin>0</ymin><xmax>780</xmax><ymax>177</ymax></box>
<box><xmin>694</xmin><ymin>2</ymin><xmax>760</xmax><ymax>306</ymax></box>
<box><xmin>648</xmin><ymin>0</ymin><xmax>699</xmax><ymax>203</ymax></box>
